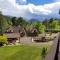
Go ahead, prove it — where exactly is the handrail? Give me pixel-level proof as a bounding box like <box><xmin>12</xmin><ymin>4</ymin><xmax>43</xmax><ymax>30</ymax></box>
<box><xmin>44</xmin><ymin>34</ymin><xmax>59</xmax><ymax>60</ymax></box>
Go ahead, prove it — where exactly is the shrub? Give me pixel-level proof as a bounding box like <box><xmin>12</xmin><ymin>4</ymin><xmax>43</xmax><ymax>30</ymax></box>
<box><xmin>39</xmin><ymin>25</ymin><xmax>45</xmax><ymax>33</ymax></box>
<box><xmin>41</xmin><ymin>47</ymin><xmax>47</xmax><ymax>60</ymax></box>
<box><xmin>0</xmin><ymin>35</ymin><xmax>7</xmax><ymax>46</ymax></box>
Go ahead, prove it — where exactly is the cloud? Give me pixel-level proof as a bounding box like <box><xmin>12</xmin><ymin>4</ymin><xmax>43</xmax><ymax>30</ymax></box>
<box><xmin>55</xmin><ymin>0</ymin><xmax>60</xmax><ymax>2</ymax></box>
<box><xmin>0</xmin><ymin>0</ymin><xmax>60</xmax><ymax>21</ymax></box>
<box><xmin>16</xmin><ymin>0</ymin><xmax>27</xmax><ymax>5</ymax></box>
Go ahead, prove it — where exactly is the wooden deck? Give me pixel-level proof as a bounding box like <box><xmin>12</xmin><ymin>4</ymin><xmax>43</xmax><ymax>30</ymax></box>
<box><xmin>44</xmin><ymin>33</ymin><xmax>60</xmax><ymax>60</ymax></box>
<box><xmin>58</xmin><ymin>48</ymin><xmax>60</xmax><ymax>60</ymax></box>
<box><xmin>58</xmin><ymin>37</ymin><xmax>60</xmax><ymax>60</ymax></box>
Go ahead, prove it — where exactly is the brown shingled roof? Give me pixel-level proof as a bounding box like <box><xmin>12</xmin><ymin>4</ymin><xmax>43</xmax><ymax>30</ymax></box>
<box><xmin>4</xmin><ymin>33</ymin><xmax>20</xmax><ymax>38</ymax></box>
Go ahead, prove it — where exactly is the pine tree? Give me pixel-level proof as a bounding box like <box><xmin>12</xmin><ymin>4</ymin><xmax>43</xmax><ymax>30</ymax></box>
<box><xmin>0</xmin><ymin>11</ymin><xmax>9</xmax><ymax>35</ymax></box>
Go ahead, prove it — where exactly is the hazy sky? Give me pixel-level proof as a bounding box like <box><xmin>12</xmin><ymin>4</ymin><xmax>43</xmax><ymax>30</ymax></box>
<box><xmin>0</xmin><ymin>0</ymin><xmax>60</xmax><ymax>21</ymax></box>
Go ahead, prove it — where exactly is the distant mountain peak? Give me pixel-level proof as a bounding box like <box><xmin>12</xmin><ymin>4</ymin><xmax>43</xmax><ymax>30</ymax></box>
<box><xmin>29</xmin><ymin>18</ymin><xmax>40</xmax><ymax>23</ymax></box>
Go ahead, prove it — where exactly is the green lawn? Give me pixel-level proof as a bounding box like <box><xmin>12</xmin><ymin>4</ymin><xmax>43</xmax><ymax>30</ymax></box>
<box><xmin>0</xmin><ymin>45</ymin><xmax>49</xmax><ymax>60</ymax></box>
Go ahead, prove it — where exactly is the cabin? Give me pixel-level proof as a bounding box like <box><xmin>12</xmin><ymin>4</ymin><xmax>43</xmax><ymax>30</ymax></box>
<box><xmin>4</xmin><ymin>26</ymin><xmax>23</xmax><ymax>44</ymax></box>
<box><xmin>26</xmin><ymin>28</ymin><xmax>38</xmax><ymax>37</ymax></box>
<box><xmin>5</xmin><ymin>26</ymin><xmax>21</xmax><ymax>33</ymax></box>
<box><xmin>4</xmin><ymin>26</ymin><xmax>39</xmax><ymax>44</ymax></box>
<box><xmin>4</xmin><ymin>33</ymin><xmax>20</xmax><ymax>44</ymax></box>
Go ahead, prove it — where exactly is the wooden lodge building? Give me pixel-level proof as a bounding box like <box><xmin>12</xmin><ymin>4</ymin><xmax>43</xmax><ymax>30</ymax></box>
<box><xmin>3</xmin><ymin>25</ymin><xmax>39</xmax><ymax>44</ymax></box>
<box><xmin>4</xmin><ymin>33</ymin><xmax>20</xmax><ymax>44</ymax></box>
<box><xmin>4</xmin><ymin>26</ymin><xmax>25</xmax><ymax>44</ymax></box>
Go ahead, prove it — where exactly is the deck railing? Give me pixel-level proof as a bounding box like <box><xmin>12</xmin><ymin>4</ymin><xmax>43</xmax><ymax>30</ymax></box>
<box><xmin>44</xmin><ymin>33</ymin><xmax>59</xmax><ymax>60</ymax></box>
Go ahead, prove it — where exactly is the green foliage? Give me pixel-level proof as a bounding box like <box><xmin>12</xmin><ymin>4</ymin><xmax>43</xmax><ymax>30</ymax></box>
<box><xmin>32</xmin><ymin>22</ymin><xmax>45</xmax><ymax>33</ymax></box>
<box><xmin>0</xmin><ymin>12</ymin><xmax>11</xmax><ymax>34</ymax></box>
<box><xmin>43</xmin><ymin>18</ymin><xmax>60</xmax><ymax>33</ymax></box>
<box><xmin>41</xmin><ymin>47</ymin><xmax>47</xmax><ymax>60</ymax></box>
<box><xmin>43</xmin><ymin>20</ymin><xmax>49</xmax><ymax>29</ymax></box>
<box><xmin>7</xmin><ymin>19</ymin><xmax>12</xmax><ymax>26</ymax></box>
<box><xmin>26</xmin><ymin>24</ymin><xmax>33</xmax><ymax>31</ymax></box>
<box><xmin>49</xmin><ymin>19</ymin><xmax>60</xmax><ymax>32</ymax></box>
<box><xmin>2</xmin><ymin>18</ymin><xmax>9</xmax><ymax>30</ymax></box>
<box><xmin>0</xmin><ymin>35</ymin><xmax>7</xmax><ymax>46</ymax></box>
<box><xmin>11</xmin><ymin>17</ymin><xmax>28</xmax><ymax>28</ymax></box>
<box><xmin>39</xmin><ymin>24</ymin><xmax>45</xmax><ymax>33</ymax></box>
<box><xmin>11</xmin><ymin>17</ymin><xmax>17</xmax><ymax>26</ymax></box>
<box><xmin>33</xmin><ymin>22</ymin><xmax>41</xmax><ymax>30</ymax></box>
<box><xmin>17</xmin><ymin>17</ymin><xmax>28</xmax><ymax>27</ymax></box>
<box><xmin>50</xmin><ymin>20</ymin><xmax>58</xmax><ymax>29</ymax></box>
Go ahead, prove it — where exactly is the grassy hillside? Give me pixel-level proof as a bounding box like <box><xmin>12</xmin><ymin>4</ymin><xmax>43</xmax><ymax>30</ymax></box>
<box><xmin>0</xmin><ymin>45</ymin><xmax>49</xmax><ymax>60</ymax></box>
